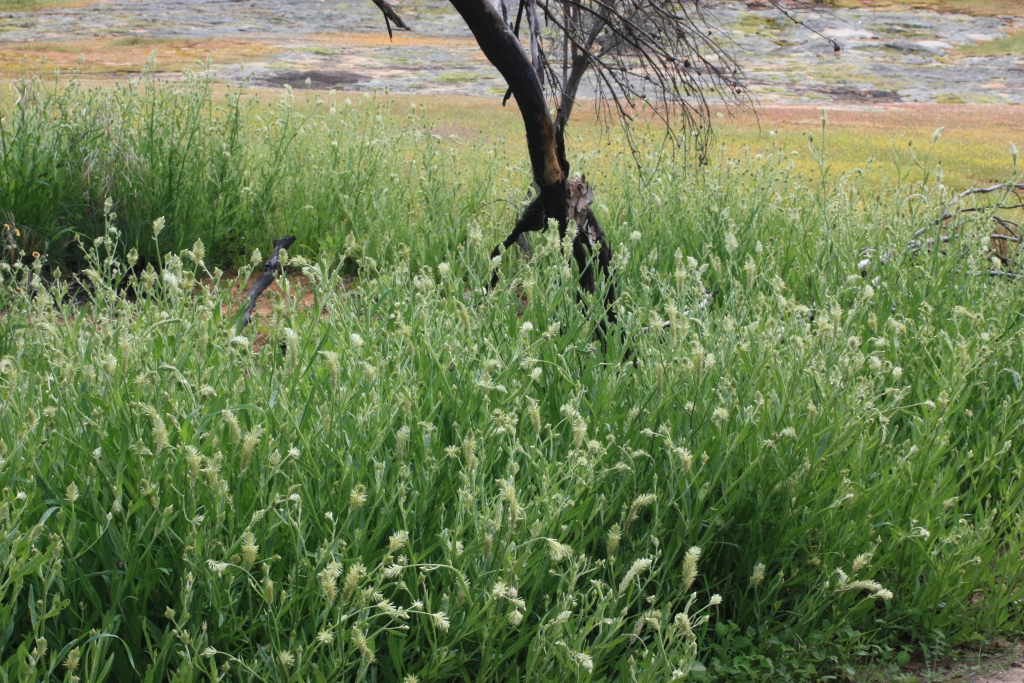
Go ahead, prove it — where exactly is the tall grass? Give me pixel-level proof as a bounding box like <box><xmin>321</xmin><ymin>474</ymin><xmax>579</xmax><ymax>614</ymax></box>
<box><xmin>1</xmin><ymin>74</ymin><xmax>1023</xmax><ymax>682</ymax></box>
<box><xmin>0</xmin><ymin>68</ymin><xmax>495</xmax><ymax>270</ymax></box>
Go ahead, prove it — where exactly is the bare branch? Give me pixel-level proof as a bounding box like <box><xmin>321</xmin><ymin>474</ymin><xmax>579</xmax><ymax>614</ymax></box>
<box><xmin>369</xmin><ymin>0</ymin><xmax>411</xmax><ymax>39</ymax></box>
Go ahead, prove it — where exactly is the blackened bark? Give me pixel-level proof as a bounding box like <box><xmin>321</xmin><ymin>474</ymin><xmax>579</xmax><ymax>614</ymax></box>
<box><xmin>448</xmin><ymin>0</ymin><xmax>567</xmax><ymax>237</ymax></box>
<box><xmin>239</xmin><ymin>236</ymin><xmax>296</xmax><ymax>330</ymax></box>
<box><xmin>369</xmin><ymin>0</ymin><xmax>410</xmax><ymax>38</ymax></box>
<box><xmin>433</xmin><ymin>1</ymin><xmax>620</xmax><ymax>342</ymax></box>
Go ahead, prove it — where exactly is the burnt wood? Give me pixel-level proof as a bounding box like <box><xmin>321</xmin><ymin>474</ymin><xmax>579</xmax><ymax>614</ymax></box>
<box><xmin>239</xmin><ymin>236</ymin><xmax>296</xmax><ymax>331</ymax></box>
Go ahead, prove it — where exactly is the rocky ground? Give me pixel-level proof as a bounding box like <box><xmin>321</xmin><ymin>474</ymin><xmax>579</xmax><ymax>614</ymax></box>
<box><xmin>0</xmin><ymin>0</ymin><xmax>1022</xmax><ymax>104</ymax></box>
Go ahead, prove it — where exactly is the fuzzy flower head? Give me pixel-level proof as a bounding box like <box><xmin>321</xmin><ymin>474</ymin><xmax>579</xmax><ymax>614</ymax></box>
<box><xmin>548</xmin><ymin>539</ymin><xmax>573</xmax><ymax>563</ymax></box>
<box><xmin>852</xmin><ymin>552</ymin><xmax>873</xmax><ymax>573</ymax></box>
<box><xmin>431</xmin><ymin>612</ymin><xmax>450</xmax><ymax>632</ymax></box>
<box><xmin>682</xmin><ymin>546</ymin><xmax>701</xmax><ymax>592</ymax></box>
<box><xmin>619</xmin><ymin>557</ymin><xmax>654</xmax><ymax>594</ymax></box>
<box><xmin>389</xmin><ymin>530</ymin><xmax>409</xmax><ymax>553</ymax></box>
<box><xmin>750</xmin><ymin>562</ymin><xmax>766</xmax><ymax>588</ymax></box>
<box><xmin>349</xmin><ymin>484</ymin><xmax>368</xmax><ymax>511</ymax></box>
<box><xmin>240</xmin><ymin>530</ymin><xmax>259</xmax><ymax>569</ymax></box>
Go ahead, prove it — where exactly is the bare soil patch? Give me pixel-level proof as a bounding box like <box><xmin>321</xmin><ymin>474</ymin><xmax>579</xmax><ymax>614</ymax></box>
<box><xmin>255</xmin><ymin>69</ymin><xmax>366</xmax><ymax>89</ymax></box>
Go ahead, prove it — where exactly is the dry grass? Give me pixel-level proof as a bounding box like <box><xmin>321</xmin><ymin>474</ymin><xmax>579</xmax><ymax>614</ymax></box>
<box><xmin>827</xmin><ymin>0</ymin><xmax>1024</xmax><ymax>18</ymax></box>
<box><xmin>0</xmin><ymin>38</ymin><xmax>278</xmax><ymax>74</ymax></box>
<box><xmin>370</xmin><ymin>93</ymin><xmax>1024</xmax><ymax>190</ymax></box>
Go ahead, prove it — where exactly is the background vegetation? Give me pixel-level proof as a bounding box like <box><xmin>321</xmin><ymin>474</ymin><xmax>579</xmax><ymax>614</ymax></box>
<box><xmin>1</xmin><ymin>72</ymin><xmax>1023</xmax><ymax>681</ymax></box>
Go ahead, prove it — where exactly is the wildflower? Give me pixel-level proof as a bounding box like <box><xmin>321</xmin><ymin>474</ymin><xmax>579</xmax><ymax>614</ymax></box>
<box><xmin>852</xmin><ymin>552</ymin><xmax>873</xmax><ymax>573</ymax></box>
<box><xmin>64</xmin><ymin>647</ymin><xmax>81</xmax><ymax>672</ymax></box>
<box><xmin>526</xmin><ymin>397</ymin><xmax>542</xmax><ymax>433</ymax></box>
<box><xmin>350</xmin><ymin>333</ymin><xmax>364</xmax><ymax>349</ymax></box>
<box><xmin>630</xmin><ymin>230</ymin><xmax>642</xmax><ymax>242</ymax></box>
<box><xmin>624</xmin><ymin>493</ymin><xmax>657</xmax><ymax>535</ymax></box>
<box><xmin>431</xmin><ymin>612</ymin><xmax>450</xmax><ymax>632</ymax></box>
<box><xmin>682</xmin><ymin>546</ymin><xmax>701</xmax><ymax>592</ymax></box>
<box><xmin>548</xmin><ymin>539</ymin><xmax>573</xmax><ymax>563</ymax></box>
<box><xmin>837</xmin><ymin>578</ymin><xmax>883</xmax><ymax>593</ymax></box>
<box><xmin>744</xmin><ymin>254</ymin><xmax>757</xmax><ymax>287</ymax></box>
<box><xmin>152</xmin><ymin>216</ymin><xmax>165</xmax><ymax>238</ymax></box>
<box><xmin>725</xmin><ymin>232</ymin><xmax>739</xmax><ymax>253</ymax></box>
<box><xmin>342</xmin><ymin>563</ymin><xmax>366</xmax><ymax>602</ymax></box>
<box><xmin>872</xmin><ymin>589</ymin><xmax>894</xmax><ymax>601</ymax></box>
<box><xmin>498</xmin><ymin>478</ymin><xmax>522</xmax><ymax>525</ymax></box>
<box><xmin>779</xmin><ymin>426</ymin><xmax>797</xmax><ymax>439</ymax></box>
<box><xmin>674</xmin><ymin>611</ymin><xmax>696</xmax><ymax>645</ymax></box>
<box><xmin>607</xmin><ymin>524</ymin><xmax>622</xmax><ymax>556</ymax></box>
<box><xmin>352</xmin><ymin>626</ymin><xmax>374</xmax><ymax>662</ymax></box>
<box><xmin>319</xmin><ymin>562</ymin><xmax>342</xmax><ymax>602</ymax></box>
<box><xmin>709</xmin><ymin>594</ymin><xmax>723</xmax><ymax>606</ymax></box>
<box><xmin>202</xmin><ymin>647</ymin><xmax>217</xmax><ymax>658</ymax></box>
<box><xmin>318</xmin><ymin>349</ymin><xmax>342</xmax><ymax>384</ymax></box>
<box><xmin>222</xmin><ymin>410</ymin><xmax>242</xmax><ymax>442</ymax></box>
<box><xmin>65</xmin><ymin>482</ymin><xmax>79</xmax><ymax>504</ymax></box>
<box><xmin>187</xmin><ymin>238</ymin><xmax>206</xmax><ymax>267</ymax></box>
<box><xmin>207</xmin><ymin>560</ymin><xmax>229</xmax><ymax>576</ymax></box>
<box><xmin>619</xmin><ymin>557</ymin><xmax>654</xmax><ymax>594</ymax></box>
<box><xmin>278</xmin><ymin>651</ymin><xmax>295</xmax><ymax>668</ymax></box>
<box><xmin>521</xmin><ymin>321</ymin><xmax>533</xmax><ymax>334</ymax></box>
<box><xmin>750</xmin><ymin>562</ymin><xmax>766</xmax><ymax>588</ymax></box>
<box><xmin>574</xmin><ymin>652</ymin><xmax>594</xmax><ymax>673</ymax></box>
<box><xmin>240</xmin><ymin>531</ymin><xmax>259</xmax><ymax>569</ymax></box>
<box><xmin>712</xmin><ymin>407</ymin><xmax>729</xmax><ymax>423</ymax></box>
<box><xmin>508</xmin><ymin>609</ymin><xmax>524</xmax><ymax>627</ymax></box>
<box><xmin>390</xmin><ymin>530</ymin><xmax>409</xmax><ymax>553</ymax></box>
<box><xmin>349</xmin><ymin>484</ymin><xmax>368</xmax><ymax>511</ymax></box>
<box><xmin>30</xmin><ymin>637</ymin><xmax>47</xmax><ymax>664</ymax></box>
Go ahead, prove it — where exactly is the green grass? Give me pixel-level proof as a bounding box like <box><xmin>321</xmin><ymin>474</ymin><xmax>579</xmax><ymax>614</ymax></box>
<box><xmin>0</xmin><ymin>71</ymin><xmax>489</xmax><ymax>271</ymax></box>
<box><xmin>0</xmin><ymin>0</ymin><xmax>82</xmax><ymax>10</ymax></box>
<box><xmin>959</xmin><ymin>33</ymin><xmax>1024</xmax><ymax>56</ymax></box>
<box><xmin>435</xmin><ymin>71</ymin><xmax>491</xmax><ymax>84</ymax></box>
<box><xmin>1</xmin><ymin>73</ymin><xmax>1024</xmax><ymax>682</ymax></box>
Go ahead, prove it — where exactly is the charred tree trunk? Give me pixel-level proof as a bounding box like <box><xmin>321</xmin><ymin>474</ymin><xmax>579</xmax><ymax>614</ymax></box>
<box><xmin>448</xmin><ymin>0</ymin><xmax>618</xmax><ymax>335</ymax></box>
<box><xmin>448</xmin><ymin>0</ymin><xmax>566</xmax><ymax>237</ymax></box>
